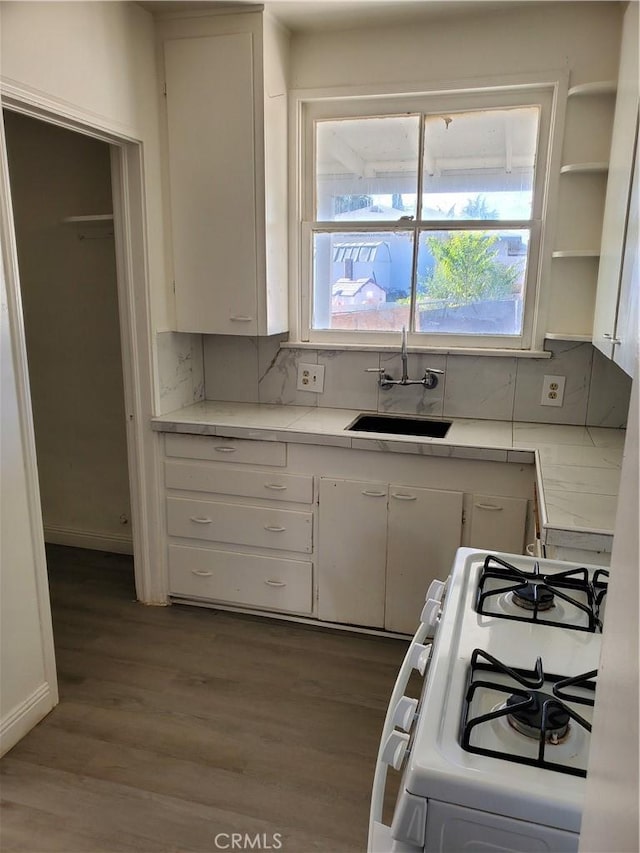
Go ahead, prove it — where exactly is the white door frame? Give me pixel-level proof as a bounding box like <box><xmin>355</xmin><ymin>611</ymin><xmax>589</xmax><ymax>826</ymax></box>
<box><xmin>1</xmin><ymin>87</ymin><xmax>166</xmax><ymax>607</ymax></box>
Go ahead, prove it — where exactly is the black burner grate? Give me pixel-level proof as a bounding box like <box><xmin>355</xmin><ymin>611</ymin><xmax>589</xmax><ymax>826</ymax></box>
<box><xmin>475</xmin><ymin>555</ymin><xmax>608</xmax><ymax>632</ymax></box>
<box><xmin>460</xmin><ymin>649</ymin><xmax>596</xmax><ymax>777</ymax></box>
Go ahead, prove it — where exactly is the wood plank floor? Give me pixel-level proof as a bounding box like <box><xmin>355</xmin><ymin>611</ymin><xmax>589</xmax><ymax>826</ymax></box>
<box><xmin>1</xmin><ymin>545</ymin><xmax>408</xmax><ymax>853</ymax></box>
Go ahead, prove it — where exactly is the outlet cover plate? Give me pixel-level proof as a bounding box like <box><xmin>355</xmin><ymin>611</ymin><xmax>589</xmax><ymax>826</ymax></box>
<box><xmin>541</xmin><ymin>374</ymin><xmax>566</xmax><ymax>407</ymax></box>
<box><xmin>297</xmin><ymin>362</ymin><xmax>325</xmax><ymax>393</ymax></box>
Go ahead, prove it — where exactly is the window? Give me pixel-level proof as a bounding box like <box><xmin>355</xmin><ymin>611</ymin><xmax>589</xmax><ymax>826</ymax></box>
<box><xmin>299</xmin><ymin>87</ymin><xmax>554</xmax><ymax>349</ymax></box>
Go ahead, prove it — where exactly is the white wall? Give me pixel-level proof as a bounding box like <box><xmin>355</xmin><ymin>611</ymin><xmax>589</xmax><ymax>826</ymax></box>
<box><xmin>4</xmin><ymin>111</ymin><xmax>132</xmax><ymax>552</ymax></box>
<box><xmin>0</xmin><ymin>0</ymin><xmax>171</xmax><ymax>333</ymax></box>
<box><xmin>289</xmin><ymin>2</ymin><xmax>622</xmax><ymax>91</ymax></box>
<box><xmin>579</xmin><ymin>367</ymin><xmax>639</xmax><ymax>852</ymax></box>
<box><xmin>0</xmin><ymin>121</ymin><xmax>57</xmax><ymax>756</ymax></box>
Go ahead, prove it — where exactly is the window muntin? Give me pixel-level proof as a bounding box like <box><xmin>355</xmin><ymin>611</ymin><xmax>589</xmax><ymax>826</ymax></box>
<box><xmin>302</xmin><ymin>88</ymin><xmax>552</xmax><ymax>348</ymax></box>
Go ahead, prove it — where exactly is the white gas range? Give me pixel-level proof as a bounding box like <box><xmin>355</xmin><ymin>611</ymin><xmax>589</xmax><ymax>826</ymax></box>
<box><xmin>369</xmin><ymin>548</ymin><xmax>608</xmax><ymax>853</ymax></box>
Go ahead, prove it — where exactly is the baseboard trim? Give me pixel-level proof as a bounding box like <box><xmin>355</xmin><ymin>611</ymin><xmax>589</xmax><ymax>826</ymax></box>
<box><xmin>44</xmin><ymin>525</ymin><xmax>133</xmax><ymax>555</ymax></box>
<box><xmin>0</xmin><ymin>682</ymin><xmax>55</xmax><ymax>757</ymax></box>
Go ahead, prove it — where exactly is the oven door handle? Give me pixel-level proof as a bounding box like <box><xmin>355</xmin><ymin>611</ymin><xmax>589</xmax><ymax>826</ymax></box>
<box><xmin>368</xmin><ymin>619</ymin><xmax>431</xmax><ymax>848</ymax></box>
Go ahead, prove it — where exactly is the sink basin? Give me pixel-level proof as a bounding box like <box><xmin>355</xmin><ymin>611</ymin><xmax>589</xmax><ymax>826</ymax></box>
<box><xmin>347</xmin><ymin>414</ymin><xmax>452</xmax><ymax>438</ymax></box>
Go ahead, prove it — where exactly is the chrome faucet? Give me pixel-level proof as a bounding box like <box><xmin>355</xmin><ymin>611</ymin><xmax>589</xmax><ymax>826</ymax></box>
<box><xmin>400</xmin><ymin>325</ymin><xmax>409</xmax><ymax>383</ymax></box>
<box><xmin>366</xmin><ymin>326</ymin><xmax>445</xmax><ymax>390</ymax></box>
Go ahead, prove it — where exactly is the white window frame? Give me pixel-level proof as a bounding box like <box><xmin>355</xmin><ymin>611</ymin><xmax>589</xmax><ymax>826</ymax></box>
<box><xmin>291</xmin><ymin>78</ymin><xmax>564</xmax><ymax>353</ymax></box>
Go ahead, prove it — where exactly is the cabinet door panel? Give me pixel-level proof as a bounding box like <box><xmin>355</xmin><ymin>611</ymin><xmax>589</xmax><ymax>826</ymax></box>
<box><xmin>318</xmin><ymin>478</ymin><xmax>387</xmax><ymax>628</ymax></box>
<box><xmin>165</xmin><ymin>33</ymin><xmax>258</xmax><ymax>334</ymax></box>
<box><xmin>468</xmin><ymin>494</ymin><xmax>527</xmax><ymax>555</ymax></box>
<box><xmin>593</xmin><ymin>2</ymin><xmax>639</xmax><ymax>359</ymax></box>
<box><xmin>386</xmin><ymin>486</ymin><xmax>463</xmax><ymax>634</ymax></box>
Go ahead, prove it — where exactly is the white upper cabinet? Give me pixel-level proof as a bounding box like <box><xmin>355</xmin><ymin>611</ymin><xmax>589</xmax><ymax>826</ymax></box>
<box><xmin>593</xmin><ymin>2</ymin><xmax>639</xmax><ymax>376</ymax></box>
<box><xmin>162</xmin><ymin>12</ymin><xmax>289</xmax><ymax>335</ymax></box>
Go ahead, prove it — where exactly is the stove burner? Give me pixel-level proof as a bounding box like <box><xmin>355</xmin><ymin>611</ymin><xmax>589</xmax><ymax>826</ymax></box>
<box><xmin>506</xmin><ymin>691</ymin><xmax>570</xmax><ymax>742</ymax></box>
<box><xmin>475</xmin><ymin>555</ymin><xmax>608</xmax><ymax>632</ymax></box>
<box><xmin>512</xmin><ymin>583</ymin><xmax>555</xmax><ymax>612</ymax></box>
<box><xmin>461</xmin><ymin>650</ymin><xmax>596</xmax><ymax>777</ymax></box>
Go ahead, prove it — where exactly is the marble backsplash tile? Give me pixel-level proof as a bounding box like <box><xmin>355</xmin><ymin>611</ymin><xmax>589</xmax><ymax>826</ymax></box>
<box><xmin>586</xmin><ymin>348</ymin><xmax>633</xmax><ymax>428</ymax></box>
<box><xmin>156</xmin><ymin>331</ymin><xmax>205</xmax><ymax>415</ymax></box>
<box><xmin>443</xmin><ymin>355</ymin><xmax>516</xmax><ymax>420</ymax></box>
<box><xmin>200</xmin><ymin>335</ymin><xmax>632</xmax><ymax>427</ymax></box>
<box><xmin>514</xmin><ymin>340</ymin><xmax>592</xmax><ymax>425</ymax></box>
<box><xmin>378</xmin><ymin>352</ymin><xmax>446</xmax><ymax>416</ymax></box>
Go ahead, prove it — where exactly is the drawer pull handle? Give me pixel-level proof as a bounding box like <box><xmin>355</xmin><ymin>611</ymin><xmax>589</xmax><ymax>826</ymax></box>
<box><xmin>230</xmin><ymin>315</ymin><xmax>253</xmax><ymax>322</ymax></box>
<box><xmin>192</xmin><ymin>570</ymin><xmax>213</xmax><ymax>577</ymax></box>
<box><xmin>264</xmin><ymin>525</ymin><xmax>286</xmax><ymax>532</ymax></box>
<box><xmin>265</xmin><ymin>579</ymin><xmax>287</xmax><ymax>587</ymax></box>
<box><xmin>361</xmin><ymin>490</ymin><xmax>386</xmax><ymax>497</ymax></box>
<box><xmin>265</xmin><ymin>483</ymin><xmax>287</xmax><ymax>491</ymax></box>
<box><xmin>214</xmin><ymin>446</ymin><xmax>237</xmax><ymax>453</ymax></box>
<box><xmin>392</xmin><ymin>493</ymin><xmax>417</xmax><ymax>501</ymax></box>
<box><xmin>190</xmin><ymin>516</ymin><xmax>212</xmax><ymax>524</ymax></box>
<box><xmin>475</xmin><ymin>503</ymin><xmax>503</xmax><ymax>511</ymax></box>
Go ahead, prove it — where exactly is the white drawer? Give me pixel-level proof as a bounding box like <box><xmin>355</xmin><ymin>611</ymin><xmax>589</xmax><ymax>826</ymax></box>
<box><xmin>165</xmin><ymin>460</ymin><xmax>314</xmax><ymax>504</ymax></box>
<box><xmin>167</xmin><ymin>496</ymin><xmax>313</xmax><ymax>553</ymax></box>
<box><xmin>169</xmin><ymin>544</ymin><xmax>312</xmax><ymax>614</ymax></box>
<box><xmin>165</xmin><ymin>433</ymin><xmax>286</xmax><ymax>467</ymax></box>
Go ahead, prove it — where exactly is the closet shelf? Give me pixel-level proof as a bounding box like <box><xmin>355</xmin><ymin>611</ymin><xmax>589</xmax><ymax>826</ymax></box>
<box><xmin>62</xmin><ymin>214</ymin><xmax>114</xmax><ymax>223</ymax></box>
<box><xmin>568</xmin><ymin>81</ymin><xmax>617</xmax><ymax>97</ymax></box>
<box><xmin>560</xmin><ymin>162</ymin><xmax>609</xmax><ymax>174</ymax></box>
<box><xmin>552</xmin><ymin>250</ymin><xmax>600</xmax><ymax>258</ymax></box>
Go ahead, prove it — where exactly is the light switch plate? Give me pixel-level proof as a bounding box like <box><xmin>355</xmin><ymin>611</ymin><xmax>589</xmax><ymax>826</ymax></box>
<box><xmin>541</xmin><ymin>374</ymin><xmax>566</xmax><ymax>407</ymax></box>
<box><xmin>297</xmin><ymin>362</ymin><xmax>325</xmax><ymax>393</ymax></box>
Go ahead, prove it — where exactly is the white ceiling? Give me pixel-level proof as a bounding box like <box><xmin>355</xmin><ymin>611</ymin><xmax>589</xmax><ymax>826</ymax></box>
<box><xmin>138</xmin><ymin>0</ymin><xmax>554</xmax><ymax>33</ymax></box>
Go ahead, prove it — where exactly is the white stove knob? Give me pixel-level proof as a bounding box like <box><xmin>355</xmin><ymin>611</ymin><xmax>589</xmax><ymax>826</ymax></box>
<box><xmin>381</xmin><ymin>731</ymin><xmax>410</xmax><ymax>770</ymax></box>
<box><xmin>416</xmin><ymin>644</ymin><xmax>432</xmax><ymax>676</ymax></box>
<box><xmin>408</xmin><ymin>642</ymin><xmax>432</xmax><ymax>675</ymax></box>
<box><xmin>392</xmin><ymin>695</ymin><xmax>419</xmax><ymax>732</ymax></box>
<box><xmin>420</xmin><ymin>597</ymin><xmax>441</xmax><ymax>629</ymax></box>
<box><xmin>425</xmin><ymin>578</ymin><xmax>446</xmax><ymax>602</ymax></box>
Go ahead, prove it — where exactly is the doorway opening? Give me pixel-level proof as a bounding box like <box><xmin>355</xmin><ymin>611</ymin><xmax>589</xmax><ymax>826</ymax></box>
<box><xmin>1</xmin><ymin>94</ymin><xmax>164</xmax><ymax>622</ymax></box>
<box><xmin>4</xmin><ymin>111</ymin><xmax>134</xmax><ymax>574</ymax></box>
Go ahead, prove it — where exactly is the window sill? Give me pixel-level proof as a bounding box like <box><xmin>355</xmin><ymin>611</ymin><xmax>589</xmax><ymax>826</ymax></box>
<box><xmin>281</xmin><ymin>341</ymin><xmax>553</xmax><ymax>358</ymax></box>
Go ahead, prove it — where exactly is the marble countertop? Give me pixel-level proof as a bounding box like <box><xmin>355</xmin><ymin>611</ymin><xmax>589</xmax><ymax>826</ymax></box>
<box><xmin>152</xmin><ymin>401</ymin><xmax>625</xmax><ymax>546</ymax></box>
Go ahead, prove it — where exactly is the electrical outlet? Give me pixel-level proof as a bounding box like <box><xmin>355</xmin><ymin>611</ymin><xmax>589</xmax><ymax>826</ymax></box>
<box><xmin>541</xmin><ymin>374</ymin><xmax>566</xmax><ymax>407</ymax></box>
<box><xmin>297</xmin><ymin>362</ymin><xmax>325</xmax><ymax>393</ymax></box>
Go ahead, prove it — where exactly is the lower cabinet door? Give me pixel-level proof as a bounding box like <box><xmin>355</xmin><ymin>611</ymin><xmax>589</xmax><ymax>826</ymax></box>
<box><xmin>168</xmin><ymin>544</ymin><xmax>313</xmax><ymax>614</ymax></box>
<box><xmin>468</xmin><ymin>493</ymin><xmax>528</xmax><ymax>555</ymax></box>
<box><xmin>385</xmin><ymin>485</ymin><xmax>463</xmax><ymax>634</ymax></box>
<box><xmin>318</xmin><ymin>478</ymin><xmax>388</xmax><ymax>628</ymax></box>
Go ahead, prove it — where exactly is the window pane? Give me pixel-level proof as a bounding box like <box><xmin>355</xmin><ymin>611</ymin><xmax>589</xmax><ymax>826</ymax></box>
<box><xmin>315</xmin><ymin>116</ymin><xmax>420</xmax><ymax>221</ymax></box>
<box><xmin>421</xmin><ymin>107</ymin><xmax>540</xmax><ymax>221</ymax></box>
<box><xmin>312</xmin><ymin>231</ymin><xmax>414</xmax><ymax>331</ymax></box>
<box><xmin>414</xmin><ymin>229</ymin><xmax>529</xmax><ymax>336</ymax></box>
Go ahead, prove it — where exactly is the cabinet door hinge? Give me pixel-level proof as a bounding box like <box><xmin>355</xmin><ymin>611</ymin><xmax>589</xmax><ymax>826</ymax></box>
<box><xmin>163</xmin><ymin>81</ymin><xmax>167</xmax><ymax>97</ymax></box>
<box><xmin>462</xmin><ymin>509</ymin><xmax>467</xmax><ymax>525</ymax></box>
<box><xmin>172</xmin><ymin>280</ymin><xmax>176</xmax><ymax>294</ymax></box>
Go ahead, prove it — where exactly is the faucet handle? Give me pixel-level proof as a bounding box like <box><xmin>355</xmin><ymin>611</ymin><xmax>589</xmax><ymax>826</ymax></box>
<box><xmin>422</xmin><ymin>367</ymin><xmax>444</xmax><ymax>390</ymax></box>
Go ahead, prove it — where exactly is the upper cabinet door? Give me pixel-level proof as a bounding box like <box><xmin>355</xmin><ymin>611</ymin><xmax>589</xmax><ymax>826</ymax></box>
<box><xmin>593</xmin><ymin>2</ymin><xmax>639</xmax><ymax>373</ymax></box>
<box><xmin>165</xmin><ymin>33</ymin><xmax>258</xmax><ymax>334</ymax></box>
<box><xmin>613</xmin><ymin>124</ymin><xmax>639</xmax><ymax>378</ymax></box>
<box><xmin>163</xmin><ymin>14</ymin><xmax>289</xmax><ymax>337</ymax></box>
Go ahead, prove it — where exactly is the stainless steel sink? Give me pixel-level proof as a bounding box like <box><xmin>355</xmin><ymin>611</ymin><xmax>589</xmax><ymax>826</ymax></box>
<box><xmin>347</xmin><ymin>413</ymin><xmax>452</xmax><ymax>438</ymax></box>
